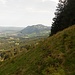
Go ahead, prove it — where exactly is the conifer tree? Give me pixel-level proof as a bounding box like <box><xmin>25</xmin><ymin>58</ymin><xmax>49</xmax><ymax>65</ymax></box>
<box><xmin>50</xmin><ymin>0</ymin><xmax>75</xmax><ymax>36</ymax></box>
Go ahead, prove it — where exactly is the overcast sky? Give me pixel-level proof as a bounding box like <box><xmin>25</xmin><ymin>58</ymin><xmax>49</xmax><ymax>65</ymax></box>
<box><xmin>0</xmin><ymin>0</ymin><xmax>58</xmax><ymax>27</ymax></box>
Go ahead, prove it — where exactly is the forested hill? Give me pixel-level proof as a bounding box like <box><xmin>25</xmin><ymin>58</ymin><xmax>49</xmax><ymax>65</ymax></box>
<box><xmin>0</xmin><ymin>25</ymin><xmax>75</xmax><ymax>75</ymax></box>
<box><xmin>18</xmin><ymin>24</ymin><xmax>50</xmax><ymax>37</ymax></box>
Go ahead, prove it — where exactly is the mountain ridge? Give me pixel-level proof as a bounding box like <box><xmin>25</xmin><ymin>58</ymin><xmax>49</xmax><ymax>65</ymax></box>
<box><xmin>0</xmin><ymin>27</ymin><xmax>24</xmax><ymax>32</ymax></box>
<box><xmin>19</xmin><ymin>24</ymin><xmax>51</xmax><ymax>37</ymax></box>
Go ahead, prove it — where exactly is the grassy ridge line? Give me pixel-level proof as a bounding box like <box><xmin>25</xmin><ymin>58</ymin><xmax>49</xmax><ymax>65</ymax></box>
<box><xmin>0</xmin><ymin>25</ymin><xmax>75</xmax><ymax>75</ymax></box>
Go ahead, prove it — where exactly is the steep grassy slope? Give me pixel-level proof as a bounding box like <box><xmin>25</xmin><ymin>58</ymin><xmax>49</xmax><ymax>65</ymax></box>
<box><xmin>0</xmin><ymin>25</ymin><xmax>75</xmax><ymax>75</ymax></box>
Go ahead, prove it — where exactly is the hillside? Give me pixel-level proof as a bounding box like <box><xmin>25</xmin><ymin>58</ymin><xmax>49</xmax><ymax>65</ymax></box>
<box><xmin>19</xmin><ymin>24</ymin><xmax>50</xmax><ymax>38</ymax></box>
<box><xmin>0</xmin><ymin>25</ymin><xmax>75</xmax><ymax>75</ymax></box>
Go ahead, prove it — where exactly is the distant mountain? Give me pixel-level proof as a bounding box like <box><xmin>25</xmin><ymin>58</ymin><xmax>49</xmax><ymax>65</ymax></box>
<box><xmin>0</xmin><ymin>27</ymin><xmax>24</xmax><ymax>37</ymax></box>
<box><xmin>0</xmin><ymin>27</ymin><xmax>24</xmax><ymax>32</ymax></box>
<box><xmin>19</xmin><ymin>24</ymin><xmax>51</xmax><ymax>37</ymax></box>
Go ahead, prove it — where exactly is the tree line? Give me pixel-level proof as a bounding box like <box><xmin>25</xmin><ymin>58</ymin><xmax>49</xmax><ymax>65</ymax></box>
<box><xmin>50</xmin><ymin>0</ymin><xmax>75</xmax><ymax>36</ymax></box>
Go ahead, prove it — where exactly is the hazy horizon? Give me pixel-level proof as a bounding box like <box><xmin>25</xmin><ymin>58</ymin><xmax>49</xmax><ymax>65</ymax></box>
<box><xmin>0</xmin><ymin>0</ymin><xmax>58</xmax><ymax>27</ymax></box>
<box><xmin>0</xmin><ymin>24</ymin><xmax>51</xmax><ymax>27</ymax></box>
